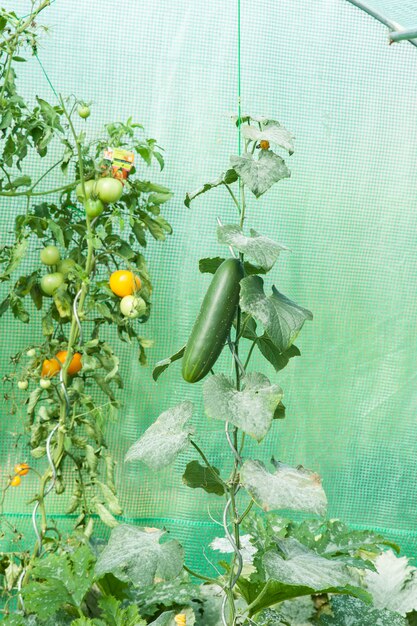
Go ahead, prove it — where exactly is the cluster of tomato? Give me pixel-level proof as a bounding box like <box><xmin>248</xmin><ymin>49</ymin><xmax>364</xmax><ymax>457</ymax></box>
<box><xmin>17</xmin><ymin>173</ymin><xmax>145</xmax><ymax>391</ymax></box>
<box><xmin>9</xmin><ymin>463</ymin><xmax>30</xmax><ymax>488</ymax></box>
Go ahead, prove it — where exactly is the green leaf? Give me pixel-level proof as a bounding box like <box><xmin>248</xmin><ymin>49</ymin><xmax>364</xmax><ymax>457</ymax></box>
<box><xmin>199</xmin><ymin>256</ymin><xmax>266</xmax><ymax>275</ymax></box>
<box><xmin>240</xmin><ymin>460</ymin><xmax>327</xmax><ymax>515</ymax></box>
<box><xmin>132</xmin><ymin>220</ymin><xmax>147</xmax><ymax>247</ymax></box>
<box><xmin>241</xmin><ymin>122</ymin><xmax>295</xmax><ymax>154</ymax></box>
<box><xmin>53</xmin><ymin>287</ymin><xmax>72</xmax><ymax>318</ymax></box>
<box><xmin>0</xmin><ymin>295</ymin><xmax>10</xmax><ymax>317</ymax></box>
<box><xmin>97</xmin><ymin>481</ymin><xmax>123</xmax><ymax>516</ymax></box>
<box><xmin>98</xmin><ymin>595</ymin><xmax>146</xmax><ymax>626</ymax></box>
<box><xmin>148</xmin><ymin>613</ymin><xmax>176</xmax><ymax>626</ymax></box>
<box><xmin>182</xmin><ymin>460</ymin><xmax>225</xmax><ymax>496</ymax></box>
<box><xmin>217</xmin><ymin>224</ymin><xmax>287</xmax><ymax>271</ymax></box>
<box><xmin>230</xmin><ymin>151</ymin><xmax>290</xmax><ymax>198</ymax></box>
<box><xmin>96</xmin><ymin>573</ymin><xmax>130</xmax><ymax>600</ymax></box>
<box><xmin>257</xmin><ymin>336</ymin><xmax>301</xmax><ymax>372</ymax></box>
<box><xmin>36</xmin><ymin>97</ymin><xmax>64</xmax><ymax>132</ymax></box>
<box><xmin>4</xmin><ymin>175</ymin><xmax>32</xmax><ymax>190</ymax></box>
<box><xmin>240</xmin><ymin>276</ymin><xmax>313</xmax><ymax>353</ymax></box>
<box><xmin>1</xmin><ymin>238</ymin><xmax>29</xmax><ymax>279</ymax></box>
<box><xmin>184</xmin><ymin>169</ymin><xmax>238</xmax><ymax>207</ymax></box>
<box><xmin>93</xmin><ymin>499</ymin><xmax>119</xmax><ymax>528</ymax></box>
<box><xmin>10</xmin><ymin>294</ymin><xmax>29</xmax><ymax>323</ymax></box>
<box><xmin>319</xmin><ymin>596</ymin><xmax>408</xmax><ymax>625</ymax></box>
<box><xmin>48</xmin><ymin>218</ymin><xmax>66</xmax><ymax>247</ymax></box>
<box><xmin>203</xmin><ymin>373</ymin><xmax>282</xmax><ymax>441</ymax></box>
<box><xmin>239</xmin><ymin>576</ymin><xmax>371</xmax><ymax>618</ymax></box>
<box><xmin>407</xmin><ymin>611</ymin><xmax>417</xmax><ymax>626</ymax></box>
<box><xmin>152</xmin><ymin>345</ymin><xmax>186</xmax><ymax>381</ymax></box>
<box><xmin>124</xmin><ymin>401</ymin><xmax>194</xmax><ymax>469</ymax></box>
<box><xmin>95</xmin><ymin>525</ymin><xmax>184</xmax><ymax>587</ymax></box>
<box><xmin>22</xmin><ymin>546</ymin><xmax>95</xmax><ymax>618</ymax></box>
<box><xmin>148</xmin><ymin>192</ymin><xmax>173</xmax><ymax>205</ymax></box>
<box><xmin>30</xmin><ymin>283</ymin><xmax>43</xmax><ymax>310</ymax></box>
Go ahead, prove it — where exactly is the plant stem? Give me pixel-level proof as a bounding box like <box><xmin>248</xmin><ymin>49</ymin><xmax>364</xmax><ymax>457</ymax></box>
<box><xmin>183</xmin><ymin>564</ymin><xmax>220</xmax><ymax>585</ymax></box>
<box><xmin>224</xmin><ymin>183</ymin><xmax>241</xmax><ymax>214</ymax></box>
<box><xmin>237</xmin><ymin>499</ymin><xmax>254</xmax><ymax>525</ymax></box>
<box><xmin>244</xmin><ymin>340</ymin><xmax>257</xmax><ymax>370</ymax></box>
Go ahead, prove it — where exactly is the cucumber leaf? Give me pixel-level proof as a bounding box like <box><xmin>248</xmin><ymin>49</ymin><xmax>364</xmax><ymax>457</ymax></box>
<box><xmin>240</xmin><ymin>276</ymin><xmax>313</xmax><ymax>353</ymax></box>
<box><xmin>217</xmin><ymin>223</ymin><xmax>288</xmax><ymax>271</ymax></box>
<box><xmin>203</xmin><ymin>373</ymin><xmax>282</xmax><ymax>441</ymax></box>
<box><xmin>240</xmin><ymin>459</ymin><xmax>327</xmax><ymax>516</ymax></box>
<box><xmin>124</xmin><ymin>401</ymin><xmax>194</xmax><ymax>470</ymax></box>
<box><xmin>230</xmin><ymin>151</ymin><xmax>290</xmax><ymax>198</ymax></box>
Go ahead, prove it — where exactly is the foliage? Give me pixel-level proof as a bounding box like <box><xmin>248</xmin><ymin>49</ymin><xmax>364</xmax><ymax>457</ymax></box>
<box><xmin>0</xmin><ymin>1</ymin><xmax>172</xmax><ymax>621</ymax></box>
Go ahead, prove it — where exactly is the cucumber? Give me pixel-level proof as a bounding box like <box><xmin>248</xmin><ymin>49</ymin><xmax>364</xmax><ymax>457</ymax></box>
<box><xmin>182</xmin><ymin>258</ymin><xmax>244</xmax><ymax>383</ymax></box>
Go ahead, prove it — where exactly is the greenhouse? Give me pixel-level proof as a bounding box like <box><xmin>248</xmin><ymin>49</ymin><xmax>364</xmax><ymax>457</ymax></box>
<box><xmin>1</xmin><ymin>0</ymin><xmax>417</xmax><ymax>624</ymax></box>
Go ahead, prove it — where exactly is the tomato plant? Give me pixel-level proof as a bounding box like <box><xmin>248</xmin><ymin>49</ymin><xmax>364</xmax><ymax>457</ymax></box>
<box><xmin>0</xmin><ymin>1</ymin><xmax>173</xmax><ymax>618</ymax></box>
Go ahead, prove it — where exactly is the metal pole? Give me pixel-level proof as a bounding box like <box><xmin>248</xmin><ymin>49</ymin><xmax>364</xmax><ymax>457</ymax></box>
<box><xmin>344</xmin><ymin>0</ymin><xmax>417</xmax><ymax>49</ymax></box>
<box><xmin>390</xmin><ymin>28</ymin><xmax>417</xmax><ymax>43</ymax></box>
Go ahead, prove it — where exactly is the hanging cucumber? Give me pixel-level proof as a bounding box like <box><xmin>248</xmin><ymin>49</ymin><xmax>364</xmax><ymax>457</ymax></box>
<box><xmin>182</xmin><ymin>258</ymin><xmax>244</xmax><ymax>383</ymax></box>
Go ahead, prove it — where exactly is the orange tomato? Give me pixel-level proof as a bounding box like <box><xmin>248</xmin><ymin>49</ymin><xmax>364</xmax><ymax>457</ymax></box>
<box><xmin>109</xmin><ymin>270</ymin><xmax>142</xmax><ymax>297</ymax></box>
<box><xmin>41</xmin><ymin>351</ymin><xmax>82</xmax><ymax>378</ymax></box>
<box><xmin>10</xmin><ymin>475</ymin><xmax>21</xmax><ymax>487</ymax></box>
<box><xmin>14</xmin><ymin>463</ymin><xmax>30</xmax><ymax>476</ymax></box>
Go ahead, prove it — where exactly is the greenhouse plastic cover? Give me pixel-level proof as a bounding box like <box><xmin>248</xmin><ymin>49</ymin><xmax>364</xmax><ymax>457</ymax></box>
<box><xmin>1</xmin><ymin>0</ymin><xmax>417</xmax><ymax>573</ymax></box>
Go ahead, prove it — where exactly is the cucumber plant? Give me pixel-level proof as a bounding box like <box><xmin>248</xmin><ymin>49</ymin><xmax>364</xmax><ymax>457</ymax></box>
<box><xmin>0</xmin><ymin>0</ymin><xmax>172</xmax><ymax>613</ymax></box>
<box><xmin>120</xmin><ymin>115</ymin><xmax>411</xmax><ymax>626</ymax></box>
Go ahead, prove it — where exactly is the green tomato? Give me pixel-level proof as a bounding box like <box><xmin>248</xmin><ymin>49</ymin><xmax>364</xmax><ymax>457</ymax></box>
<box><xmin>40</xmin><ymin>245</ymin><xmax>61</xmax><ymax>266</ymax></box>
<box><xmin>76</xmin><ymin>179</ymin><xmax>96</xmax><ymax>202</ymax></box>
<box><xmin>40</xmin><ymin>378</ymin><xmax>51</xmax><ymax>389</ymax></box>
<box><xmin>17</xmin><ymin>380</ymin><xmax>28</xmax><ymax>390</ymax></box>
<box><xmin>85</xmin><ymin>198</ymin><xmax>104</xmax><ymax>219</ymax></box>
<box><xmin>77</xmin><ymin>104</ymin><xmax>90</xmax><ymax>119</ymax></box>
<box><xmin>58</xmin><ymin>258</ymin><xmax>76</xmax><ymax>275</ymax></box>
<box><xmin>40</xmin><ymin>272</ymin><xmax>64</xmax><ymax>296</ymax></box>
<box><xmin>26</xmin><ymin>348</ymin><xmax>36</xmax><ymax>358</ymax></box>
<box><xmin>120</xmin><ymin>295</ymin><xmax>147</xmax><ymax>319</ymax></box>
<box><xmin>95</xmin><ymin>177</ymin><xmax>123</xmax><ymax>204</ymax></box>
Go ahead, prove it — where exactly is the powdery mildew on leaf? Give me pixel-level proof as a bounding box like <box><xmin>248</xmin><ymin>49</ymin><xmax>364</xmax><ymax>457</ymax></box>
<box><xmin>95</xmin><ymin>524</ymin><xmax>184</xmax><ymax>587</ymax></box>
<box><xmin>241</xmin><ymin>122</ymin><xmax>295</xmax><ymax>154</ymax></box>
<box><xmin>263</xmin><ymin>538</ymin><xmax>351</xmax><ymax>589</ymax></box>
<box><xmin>240</xmin><ymin>276</ymin><xmax>313</xmax><ymax>353</ymax></box>
<box><xmin>124</xmin><ymin>401</ymin><xmax>194</xmax><ymax>470</ymax></box>
<box><xmin>230</xmin><ymin>151</ymin><xmax>290</xmax><ymax>198</ymax></box>
<box><xmin>203</xmin><ymin>373</ymin><xmax>282</xmax><ymax>441</ymax></box>
<box><xmin>319</xmin><ymin>595</ymin><xmax>408</xmax><ymax>625</ymax></box>
<box><xmin>364</xmin><ymin>550</ymin><xmax>417</xmax><ymax>615</ymax></box>
<box><xmin>240</xmin><ymin>459</ymin><xmax>327</xmax><ymax>515</ymax></box>
<box><xmin>217</xmin><ymin>223</ymin><xmax>287</xmax><ymax>271</ymax></box>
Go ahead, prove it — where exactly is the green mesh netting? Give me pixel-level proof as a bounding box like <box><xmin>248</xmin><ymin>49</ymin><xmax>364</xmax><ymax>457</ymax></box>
<box><xmin>1</xmin><ymin>0</ymin><xmax>417</xmax><ymax>575</ymax></box>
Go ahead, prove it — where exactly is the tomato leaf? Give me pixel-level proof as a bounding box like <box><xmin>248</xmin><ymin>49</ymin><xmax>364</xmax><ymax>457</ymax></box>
<box><xmin>182</xmin><ymin>460</ymin><xmax>225</xmax><ymax>496</ymax></box>
<box><xmin>4</xmin><ymin>175</ymin><xmax>32</xmax><ymax>190</ymax></box>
